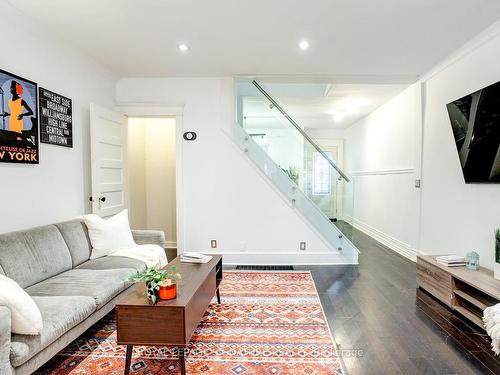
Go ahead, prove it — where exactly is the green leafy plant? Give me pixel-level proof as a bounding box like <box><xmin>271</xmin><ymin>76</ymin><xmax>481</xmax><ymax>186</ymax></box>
<box><xmin>281</xmin><ymin>166</ymin><xmax>300</xmax><ymax>184</ymax></box>
<box><xmin>127</xmin><ymin>266</ymin><xmax>181</xmax><ymax>304</ymax></box>
<box><xmin>496</xmin><ymin>229</ymin><xmax>500</xmax><ymax>264</ymax></box>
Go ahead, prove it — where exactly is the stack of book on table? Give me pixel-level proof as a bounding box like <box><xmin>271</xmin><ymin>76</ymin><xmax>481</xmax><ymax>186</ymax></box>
<box><xmin>180</xmin><ymin>252</ymin><xmax>213</xmax><ymax>264</ymax></box>
<box><xmin>436</xmin><ymin>255</ymin><xmax>466</xmax><ymax>267</ymax></box>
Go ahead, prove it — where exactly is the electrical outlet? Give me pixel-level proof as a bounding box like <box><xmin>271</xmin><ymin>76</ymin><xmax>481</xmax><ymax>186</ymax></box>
<box><xmin>239</xmin><ymin>241</ymin><xmax>247</xmax><ymax>252</ymax></box>
<box><xmin>211</xmin><ymin>240</ymin><xmax>217</xmax><ymax>249</ymax></box>
<box><xmin>300</xmin><ymin>242</ymin><xmax>306</xmax><ymax>251</ymax></box>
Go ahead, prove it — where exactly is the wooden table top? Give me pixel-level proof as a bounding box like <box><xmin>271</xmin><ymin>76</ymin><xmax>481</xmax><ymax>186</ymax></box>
<box><xmin>117</xmin><ymin>255</ymin><xmax>222</xmax><ymax>308</ymax></box>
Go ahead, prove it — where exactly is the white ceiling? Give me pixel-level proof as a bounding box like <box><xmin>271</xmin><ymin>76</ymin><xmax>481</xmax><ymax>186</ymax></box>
<box><xmin>240</xmin><ymin>82</ymin><xmax>408</xmax><ymax>129</ymax></box>
<box><xmin>7</xmin><ymin>0</ymin><xmax>500</xmax><ymax>77</ymax></box>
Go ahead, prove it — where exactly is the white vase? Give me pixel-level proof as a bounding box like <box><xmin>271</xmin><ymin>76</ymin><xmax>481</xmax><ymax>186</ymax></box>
<box><xmin>495</xmin><ymin>263</ymin><xmax>500</xmax><ymax>280</ymax></box>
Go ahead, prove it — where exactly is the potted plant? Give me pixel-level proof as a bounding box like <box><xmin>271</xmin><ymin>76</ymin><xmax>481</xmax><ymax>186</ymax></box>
<box><xmin>495</xmin><ymin>229</ymin><xmax>500</xmax><ymax>280</ymax></box>
<box><xmin>281</xmin><ymin>166</ymin><xmax>300</xmax><ymax>184</ymax></box>
<box><xmin>127</xmin><ymin>266</ymin><xmax>181</xmax><ymax>304</ymax></box>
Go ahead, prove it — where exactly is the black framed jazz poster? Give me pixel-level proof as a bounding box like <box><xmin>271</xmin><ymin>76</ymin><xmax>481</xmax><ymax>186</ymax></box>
<box><xmin>39</xmin><ymin>88</ymin><xmax>73</xmax><ymax>147</ymax></box>
<box><xmin>0</xmin><ymin>69</ymin><xmax>39</xmax><ymax>164</ymax></box>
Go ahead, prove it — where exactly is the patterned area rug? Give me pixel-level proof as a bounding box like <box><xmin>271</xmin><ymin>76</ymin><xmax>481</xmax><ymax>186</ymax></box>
<box><xmin>35</xmin><ymin>271</ymin><xmax>344</xmax><ymax>374</ymax></box>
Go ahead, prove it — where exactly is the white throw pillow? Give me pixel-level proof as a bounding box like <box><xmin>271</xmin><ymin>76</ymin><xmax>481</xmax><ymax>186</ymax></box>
<box><xmin>0</xmin><ymin>275</ymin><xmax>43</xmax><ymax>335</ymax></box>
<box><xmin>83</xmin><ymin>209</ymin><xmax>136</xmax><ymax>259</ymax></box>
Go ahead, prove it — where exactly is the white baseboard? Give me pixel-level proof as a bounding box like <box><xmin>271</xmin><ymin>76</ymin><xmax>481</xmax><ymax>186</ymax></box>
<box><xmin>351</xmin><ymin>218</ymin><xmax>417</xmax><ymax>262</ymax></box>
<box><xmin>190</xmin><ymin>251</ymin><xmax>359</xmax><ymax>265</ymax></box>
<box><xmin>165</xmin><ymin>241</ymin><xmax>177</xmax><ymax>249</ymax></box>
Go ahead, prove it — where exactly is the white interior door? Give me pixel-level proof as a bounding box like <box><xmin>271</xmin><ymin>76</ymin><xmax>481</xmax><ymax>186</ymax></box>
<box><xmin>311</xmin><ymin>139</ymin><xmax>344</xmax><ymax>220</ymax></box>
<box><xmin>90</xmin><ymin>104</ymin><xmax>128</xmax><ymax>217</ymax></box>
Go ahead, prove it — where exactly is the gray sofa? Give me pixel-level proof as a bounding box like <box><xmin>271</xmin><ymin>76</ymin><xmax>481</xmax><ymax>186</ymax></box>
<box><xmin>0</xmin><ymin>219</ymin><xmax>166</xmax><ymax>375</ymax></box>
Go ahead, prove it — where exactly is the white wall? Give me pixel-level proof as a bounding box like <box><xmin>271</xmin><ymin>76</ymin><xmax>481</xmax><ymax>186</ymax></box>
<box><xmin>244</xmin><ymin>124</ymin><xmax>304</xmax><ymax>174</ymax></box>
<box><xmin>127</xmin><ymin>118</ymin><xmax>147</xmax><ymax>229</ymax></box>
<box><xmin>116</xmin><ymin>78</ymin><xmax>342</xmax><ymax>263</ymax></box>
<box><xmin>0</xmin><ymin>2</ymin><xmax>116</xmax><ymax>233</ymax></box>
<box><xmin>344</xmin><ymin>85</ymin><xmax>421</xmax><ymax>259</ymax></box>
<box><xmin>306</xmin><ymin>128</ymin><xmax>346</xmax><ymax>142</ymax></box>
<box><xmin>145</xmin><ymin>118</ymin><xmax>177</xmax><ymax>247</ymax></box>
<box><xmin>419</xmin><ymin>28</ymin><xmax>500</xmax><ymax>270</ymax></box>
<box><xmin>344</xmin><ymin>24</ymin><xmax>500</xmax><ymax>269</ymax></box>
<box><xmin>6</xmin><ymin>0</ymin><xmax>498</xmax><ymax>267</ymax></box>
<box><xmin>128</xmin><ymin>117</ymin><xmax>177</xmax><ymax>247</ymax></box>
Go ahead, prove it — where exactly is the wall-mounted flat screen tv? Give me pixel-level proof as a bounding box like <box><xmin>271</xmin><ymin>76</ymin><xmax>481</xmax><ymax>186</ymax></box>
<box><xmin>447</xmin><ymin>81</ymin><xmax>500</xmax><ymax>183</ymax></box>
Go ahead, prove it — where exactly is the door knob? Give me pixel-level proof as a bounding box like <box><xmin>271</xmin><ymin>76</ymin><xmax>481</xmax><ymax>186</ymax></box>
<box><xmin>99</xmin><ymin>197</ymin><xmax>106</xmax><ymax>202</ymax></box>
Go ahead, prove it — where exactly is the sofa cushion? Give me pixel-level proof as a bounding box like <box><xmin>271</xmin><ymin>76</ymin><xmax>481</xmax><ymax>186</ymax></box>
<box><xmin>0</xmin><ymin>225</ymin><xmax>72</xmax><ymax>288</ymax></box>
<box><xmin>10</xmin><ymin>295</ymin><xmax>96</xmax><ymax>367</ymax></box>
<box><xmin>55</xmin><ymin>220</ymin><xmax>92</xmax><ymax>267</ymax></box>
<box><xmin>84</xmin><ymin>210</ymin><xmax>136</xmax><ymax>260</ymax></box>
<box><xmin>26</xmin><ymin>268</ymin><xmax>135</xmax><ymax>309</ymax></box>
<box><xmin>0</xmin><ymin>275</ymin><xmax>43</xmax><ymax>335</ymax></box>
<box><xmin>76</xmin><ymin>256</ymin><xmax>146</xmax><ymax>272</ymax></box>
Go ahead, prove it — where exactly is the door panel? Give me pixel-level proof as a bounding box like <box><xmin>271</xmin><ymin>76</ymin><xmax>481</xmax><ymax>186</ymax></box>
<box><xmin>306</xmin><ymin>139</ymin><xmax>344</xmax><ymax>220</ymax></box>
<box><xmin>90</xmin><ymin>104</ymin><xmax>128</xmax><ymax>217</ymax></box>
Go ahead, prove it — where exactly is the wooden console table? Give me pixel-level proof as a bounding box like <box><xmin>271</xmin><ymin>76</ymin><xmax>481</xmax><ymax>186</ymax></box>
<box><xmin>417</xmin><ymin>255</ymin><xmax>500</xmax><ymax>329</ymax></box>
<box><xmin>116</xmin><ymin>255</ymin><xmax>223</xmax><ymax>375</ymax></box>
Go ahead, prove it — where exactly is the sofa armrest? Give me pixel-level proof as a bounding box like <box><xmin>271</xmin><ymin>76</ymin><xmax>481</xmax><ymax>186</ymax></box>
<box><xmin>132</xmin><ymin>229</ymin><xmax>166</xmax><ymax>248</ymax></box>
<box><xmin>0</xmin><ymin>306</ymin><xmax>13</xmax><ymax>374</ymax></box>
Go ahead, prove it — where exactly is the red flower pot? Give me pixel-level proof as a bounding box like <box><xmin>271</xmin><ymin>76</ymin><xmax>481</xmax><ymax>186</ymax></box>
<box><xmin>159</xmin><ymin>283</ymin><xmax>177</xmax><ymax>300</ymax></box>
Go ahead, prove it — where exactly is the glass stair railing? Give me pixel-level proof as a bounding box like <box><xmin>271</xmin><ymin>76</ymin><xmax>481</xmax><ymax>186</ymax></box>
<box><xmin>235</xmin><ymin>79</ymin><xmax>359</xmax><ymax>263</ymax></box>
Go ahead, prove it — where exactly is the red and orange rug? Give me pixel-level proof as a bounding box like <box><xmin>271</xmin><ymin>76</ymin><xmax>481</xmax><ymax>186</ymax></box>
<box><xmin>35</xmin><ymin>271</ymin><xmax>344</xmax><ymax>374</ymax></box>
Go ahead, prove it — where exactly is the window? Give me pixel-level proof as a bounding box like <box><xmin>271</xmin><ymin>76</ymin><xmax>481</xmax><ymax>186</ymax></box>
<box><xmin>312</xmin><ymin>151</ymin><xmax>332</xmax><ymax>195</ymax></box>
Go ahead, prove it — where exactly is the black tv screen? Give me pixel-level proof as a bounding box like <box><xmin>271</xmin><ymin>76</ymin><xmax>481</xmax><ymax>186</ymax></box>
<box><xmin>447</xmin><ymin>81</ymin><xmax>500</xmax><ymax>183</ymax></box>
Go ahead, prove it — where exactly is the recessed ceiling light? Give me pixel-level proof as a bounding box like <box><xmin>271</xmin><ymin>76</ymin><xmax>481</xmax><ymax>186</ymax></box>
<box><xmin>332</xmin><ymin>109</ymin><xmax>346</xmax><ymax>122</ymax></box>
<box><xmin>178</xmin><ymin>43</ymin><xmax>189</xmax><ymax>52</ymax></box>
<box><xmin>299</xmin><ymin>40</ymin><xmax>310</xmax><ymax>50</ymax></box>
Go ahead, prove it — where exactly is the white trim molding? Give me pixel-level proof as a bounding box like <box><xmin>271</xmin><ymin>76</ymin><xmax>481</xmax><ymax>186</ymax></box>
<box><xmin>236</xmin><ymin>74</ymin><xmax>418</xmax><ymax>85</ymax></box>
<box><xmin>116</xmin><ymin>103</ymin><xmax>185</xmax><ymax>254</ymax></box>
<box><xmin>165</xmin><ymin>241</ymin><xmax>177</xmax><ymax>249</ymax></box>
<box><xmin>115</xmin><ymin>103</ymin><xmax>184</xmax><ymax>117</ymax></box>
<box><xmin>351</xmin><ymin>218</ymin><xmax>418</xmax><ymax>262</ymax></box>
<box><xmin>349</xmin><ymin>168</ymin><xmax>414</xmax><ymax>176</ymax></box>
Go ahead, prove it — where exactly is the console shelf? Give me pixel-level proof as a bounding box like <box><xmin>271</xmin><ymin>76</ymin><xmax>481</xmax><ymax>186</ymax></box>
<box><xmin>453</xmin><ymin>305</ymin><xmax>484</xmax><ymax>327</ymax></box>
<box><xmin>417</xmin><ymin>255</ymin><xmax>500</xmax><ymax>330</ymax></box>
<box><xmin>453</xmin><ymin>290</ymin><xmax>488</xmax><ymax>311</ymax></box>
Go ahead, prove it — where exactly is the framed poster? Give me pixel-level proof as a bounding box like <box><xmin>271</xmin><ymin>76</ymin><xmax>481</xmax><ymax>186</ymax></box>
<box><xmin>39</xmin><ymin>88</ymin><xmax>73</xmax><ymax>147</ymax></box>
<box><xmin>0</xmin><ymin>69</ymin><xmax>39</xmax><ymax>164</ymax></box>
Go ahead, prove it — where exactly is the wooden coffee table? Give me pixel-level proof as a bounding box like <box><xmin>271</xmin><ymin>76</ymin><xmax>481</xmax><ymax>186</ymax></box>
<box><xmin>116</xmin><ymin>255</ymin><xmax>222</xmax><ymax>375</ymax></box>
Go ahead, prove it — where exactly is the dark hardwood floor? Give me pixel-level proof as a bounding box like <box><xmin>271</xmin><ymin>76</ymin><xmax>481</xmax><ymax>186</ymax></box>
<box><xmin>294</xmin><ymin>226</ymin><xmax>499</xmax><ymax>375</ymax></box>
<box><xmin>175</xmin><ymin>224</ymin><xmax>499</xmax><ymax>374</ymax></box>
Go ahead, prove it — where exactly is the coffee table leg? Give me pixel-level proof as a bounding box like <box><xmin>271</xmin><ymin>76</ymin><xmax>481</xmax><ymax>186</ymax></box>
<box><xmin>124</xmin><ymin>345</ymin><xmax>133</xmax><ymax>375</ymax></box>
<box><xmin>179</xmin><ymin>347</ymin><xmax>186</xmax><ymax>375</ymax></box>
<box><xmin>216</xmin><ymin>289</ymin><xmax>221</xmax><ymax>304</ymax></box>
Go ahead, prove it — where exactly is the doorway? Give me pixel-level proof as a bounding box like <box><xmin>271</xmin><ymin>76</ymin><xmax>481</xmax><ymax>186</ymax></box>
<box><xmin>127</xmin><ymin>117</ymin><xmax>177</xmax><ymax>250</ymax></box>
<box><xmin>304</xmin><ymin>139</ymin><xmax>344</xmax><ymax>221</ymax></box>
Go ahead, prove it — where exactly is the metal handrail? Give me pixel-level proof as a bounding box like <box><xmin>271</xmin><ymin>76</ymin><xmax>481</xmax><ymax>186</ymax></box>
<box><xmin>251</xmin><ymin>80</ymin><xmax>350</xmax><ymax>182</ymax></box>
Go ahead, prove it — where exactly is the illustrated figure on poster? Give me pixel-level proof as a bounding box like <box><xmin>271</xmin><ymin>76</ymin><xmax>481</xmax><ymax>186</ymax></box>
<box><xmin>1</xmin><ymin>80</ymin><xmax>34</xmax><ymax>142</ymax></box>
<box><xmin>0</xmin><ymin>68</ymin><xmax>38</xmax><ymax>161</ymax></box>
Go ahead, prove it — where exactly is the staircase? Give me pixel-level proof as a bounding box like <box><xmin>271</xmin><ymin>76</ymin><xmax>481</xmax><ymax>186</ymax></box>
<box><xmin>235</xmin><ymin>80</ymin><xmax>359</xmax><ymax>264</ymax></box>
